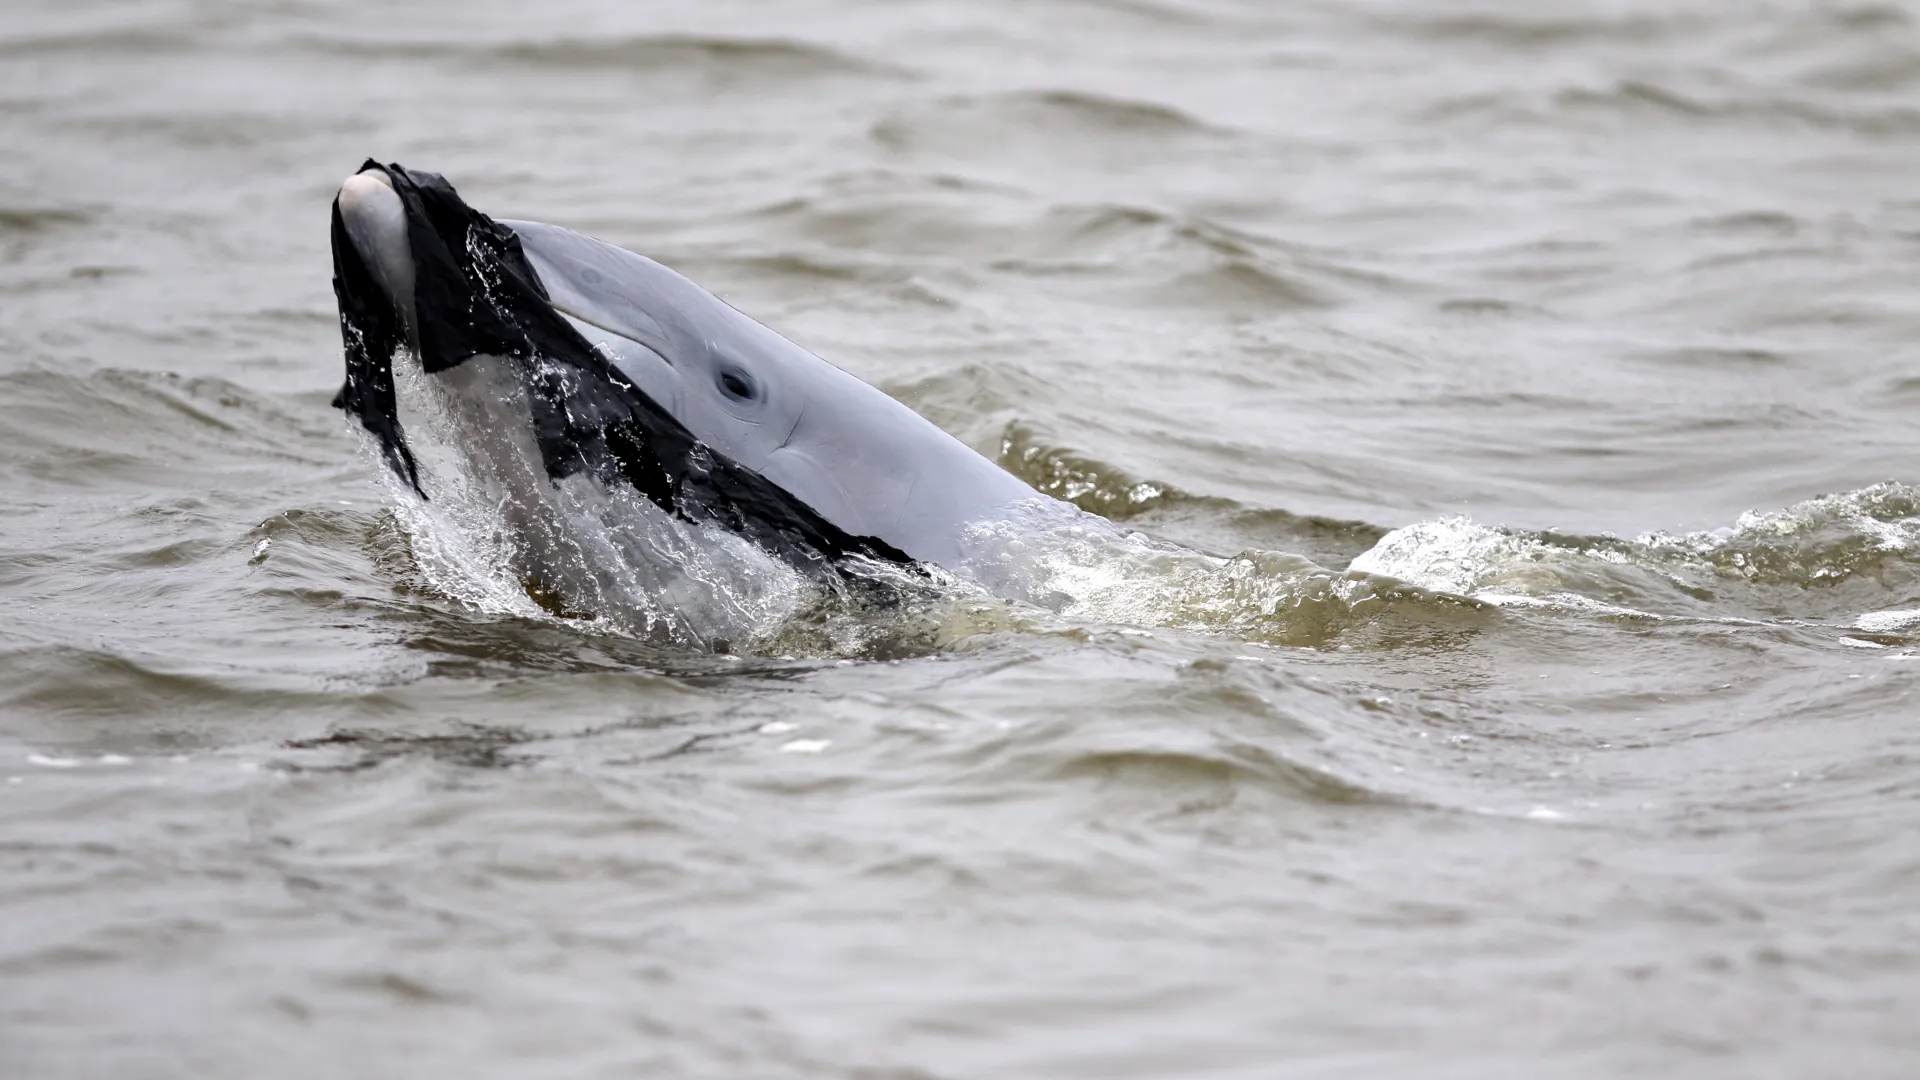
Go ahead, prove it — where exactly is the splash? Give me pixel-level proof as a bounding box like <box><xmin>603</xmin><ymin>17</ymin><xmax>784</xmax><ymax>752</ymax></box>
<box><xmin>373</xmin><ymin>348</ymin><xmax>818</xmax><ymax>650</ymax></box>
<box><xmin>362</xmin><ymin>376</ymin><xmax>1481</xmax><ymax>655</ymax></box>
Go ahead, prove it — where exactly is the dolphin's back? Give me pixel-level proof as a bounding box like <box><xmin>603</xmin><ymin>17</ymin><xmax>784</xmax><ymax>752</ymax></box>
<box><xmin>500</xmin><ymin>219</ymin><xmax>1039</xmax><ymax>570</ymax></box>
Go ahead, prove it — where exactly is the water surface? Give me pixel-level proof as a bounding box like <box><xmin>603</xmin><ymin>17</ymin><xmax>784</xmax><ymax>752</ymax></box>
<box><xmin>5</xmin><ymin>1</ymin><xmax>1920</xmax><ymax>1076</ymax></box>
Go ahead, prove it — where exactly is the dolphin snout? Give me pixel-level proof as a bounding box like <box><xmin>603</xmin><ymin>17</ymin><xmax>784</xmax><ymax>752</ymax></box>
<box><xmin>335</xmin><ymin>168</ymin><xmax>417</xmax><ymax>334</ymax></box>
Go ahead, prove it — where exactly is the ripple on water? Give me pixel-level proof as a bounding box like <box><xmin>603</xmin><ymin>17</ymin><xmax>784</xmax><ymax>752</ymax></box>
<box><xmin>284</xmin><ymin>30</ymin><xmax>910</xmax><ymax>82</ymax></box>
<box><xmin>869</xmin><ymin>88</ymin><xmax>1230</xmax><ymax>161</ymax></box>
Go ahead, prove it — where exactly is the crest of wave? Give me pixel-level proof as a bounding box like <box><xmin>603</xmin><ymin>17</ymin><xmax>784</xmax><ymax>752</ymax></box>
<box><xmin>1348</xmin><ymin>482</ymin><xmax>1920</xmax><ymax>620</ymax></box>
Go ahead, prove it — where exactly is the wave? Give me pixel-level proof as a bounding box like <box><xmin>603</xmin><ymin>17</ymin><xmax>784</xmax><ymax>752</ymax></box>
<box><xmin>1350</xmin><ymin>483</ymin><xmax>1920</xmax><ymax>627</ymax></box>
<box><xmin>0</xmin><ymin>644</ymin><xmax>338</xmax><ymax>746</ymax></box>
<box><xmin>1049</xmin><ymin>743</ymin><xmax>1391</xmax><ymax>806</ymax></box>
<box><xmin>0</xmin><ymin>26</ymin><xmax>209</xmax><ymax>58</ymax></box>
<box><xmin>1430</xmin><ymin>78</ymin><xmax>1920</xmax><ymax>137</ymax></box>
<box><xmin>486</xmin><ymin>34</ymin><xmax>908</xmax><ymax>79</ymax></box>
<box><xmin>0</xmin><ymin>366</ymin><xmax>341</xmax><ymax>490</ymax></box>
<box><xmin>725</xmin><ymin>176</ymin><xmax>1397</xmax><ymax>314</ymax></box>
<box><xmin>996</xmin><ymin>422</ymin><xmax>1179</xmax><ymax>520</ymax></box>
<box><xmin>870</xmin><ymin>89</ymin><xmax>1229</xmax><ymax>156</ymax></box>
<box><xmin>1562</xmin><ymin>80</ymin><xmax>1920</xmax><ymax>135</ymax></box>
<box><xmin>291</xmin><ymin>32</ymin><xmax>905</xmax><ymax>81</ymax></box>
<box><xmin>1388</xmin><ymin>10</ymin><xmax>1703</xmax><ymax>49</ymax></box>
<box><xmin>0</xmin><ymin>207</ymin><xmax>91</xmax><ymax>235</ymax></box>
<box><xmin>978</xmin><ymin>200</ymin><xmax>1386</xmax><ymax>310</ymax></box>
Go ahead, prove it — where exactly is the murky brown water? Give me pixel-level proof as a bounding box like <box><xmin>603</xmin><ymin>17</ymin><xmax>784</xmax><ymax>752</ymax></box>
<box><xmin>6</xmin><ymin>1</ymin><xmax>1920</xmax><ymax>1076</ymax></box>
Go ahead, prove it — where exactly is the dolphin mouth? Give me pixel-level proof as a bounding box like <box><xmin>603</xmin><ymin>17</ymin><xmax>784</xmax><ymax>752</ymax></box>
<box><xmin>327</xmin><ymin>159</ymin><xmax>911</xmax><ymax>575</ymax></box>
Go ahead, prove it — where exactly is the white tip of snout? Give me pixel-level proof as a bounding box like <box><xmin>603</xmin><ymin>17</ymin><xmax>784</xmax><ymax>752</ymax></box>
<box><xmin>337</xmin><ymin>171</ymin><xmax>405</xmax><ymax>237</ymax></box>
<box><xmin>337</xmin><ymin>170</ymin><xmax>416</xmax><ymax>325</ymax></box>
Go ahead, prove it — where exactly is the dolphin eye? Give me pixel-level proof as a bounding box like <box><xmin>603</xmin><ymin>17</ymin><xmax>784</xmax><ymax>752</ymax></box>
<box><xmin>717</xmin><ymin>367</ymin><xmax>758</xmax><ymax>402</ymax></box>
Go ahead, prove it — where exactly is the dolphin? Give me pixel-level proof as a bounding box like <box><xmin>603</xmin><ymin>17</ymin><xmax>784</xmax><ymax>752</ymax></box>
<box><xmin>329</xmin><ymin>161</ymin><xmax>1052</xmax><ymax>593</ymax></box>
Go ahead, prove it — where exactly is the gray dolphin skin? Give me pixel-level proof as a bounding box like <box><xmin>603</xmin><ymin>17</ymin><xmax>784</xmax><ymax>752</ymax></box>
<box><xmin>330</xmin><ymin>162</ymin><xmax>1044</xmax><ymax>581</ymax></box>
<box><xmin>504</xmin><ymin>218</ymin><xmax>1040</xmax><ymax>569</ymax></box>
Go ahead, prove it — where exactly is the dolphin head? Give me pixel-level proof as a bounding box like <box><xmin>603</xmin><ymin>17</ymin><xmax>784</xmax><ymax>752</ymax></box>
<box><xmin>497</xmin><ymin>217</ymin><xmax>1047</xmax><ymax>566</ymax></box>
<box><xmin>328</xmin><ymin>160</ymin><xmax>1038</xmax><ymax>577</ymax></box>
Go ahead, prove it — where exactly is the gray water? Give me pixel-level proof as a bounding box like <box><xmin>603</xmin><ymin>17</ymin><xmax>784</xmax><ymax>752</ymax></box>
<box><xmin>6</xmin><ymin>0</ymin><xmax>1920</xmax><ymax>1075</ymax></box>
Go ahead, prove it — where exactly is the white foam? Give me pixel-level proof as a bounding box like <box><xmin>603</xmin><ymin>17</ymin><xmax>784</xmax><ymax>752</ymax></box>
<box><xmin>1855</xmin><ymin>609</ymin><xmax>1920</xmax><ymax>633</ymax></box>
<box><xmin>1348</xmin><ymin>515</ymin><xmax>1512</xmax><ymax>595</ymax></box>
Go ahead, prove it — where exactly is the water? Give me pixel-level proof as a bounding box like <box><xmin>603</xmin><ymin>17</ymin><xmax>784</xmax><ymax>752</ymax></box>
<box><xmin>5</xmin><ymin>0</ymin><xmax>1920</xmax><ymax>1075</ymax></box>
